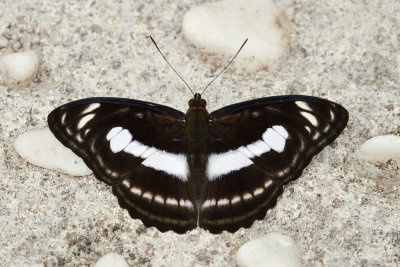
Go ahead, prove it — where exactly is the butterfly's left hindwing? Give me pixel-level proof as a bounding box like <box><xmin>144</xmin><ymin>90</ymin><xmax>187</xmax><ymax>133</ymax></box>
<box><xmin>48</xmin><ymin>97</ymin><xmax>197</xmax><ymax>233</ymax></box>
<box><xmin>199</xmin><ymin>95</ymin><xmax>348</xmax><ymax>233</ymax></box>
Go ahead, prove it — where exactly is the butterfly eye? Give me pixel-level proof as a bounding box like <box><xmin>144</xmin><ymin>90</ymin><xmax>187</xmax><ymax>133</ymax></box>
<box><xmin>188</xmin><ymin>99</ymin><xmax>194</xmax><ymax>107</ymax></box>
<box><xmin>200</xmin><ymin>99</ymin><xmax>207</xmax><ymax>107</ymax></box>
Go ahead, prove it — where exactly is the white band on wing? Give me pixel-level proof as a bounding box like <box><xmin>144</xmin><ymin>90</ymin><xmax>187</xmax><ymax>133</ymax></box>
<box><xmin>207</xmin><ymin>150</ymin><xmax>253</xmax><ymax>181</ymax></box>
<box><xmin>106</xmin><ymin>127</ymin><xmax>189</xmax><ymax>181</ymax></box>
<box><xmin>206</xmin><ymin>125</ymin><xmax>289</xmax><ymax>180</ymax></box>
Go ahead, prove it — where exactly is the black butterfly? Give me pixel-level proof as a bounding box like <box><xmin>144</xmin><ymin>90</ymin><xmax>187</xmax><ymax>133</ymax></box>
<box><xmin>48</xmin><ymin>37</ymin><xmax>348</xmax><ymax>233</ymax></box>
<box><xmin>48</xmin><ymin>93</ymin><xmax>348</xmax><ymax>234</ymax></box>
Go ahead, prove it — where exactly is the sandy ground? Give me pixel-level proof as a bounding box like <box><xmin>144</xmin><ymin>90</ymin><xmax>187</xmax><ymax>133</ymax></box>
<box><xmin>0</xmin><ymin>0</ymin><xmax>399</xmax><ymax>266</ymax></box>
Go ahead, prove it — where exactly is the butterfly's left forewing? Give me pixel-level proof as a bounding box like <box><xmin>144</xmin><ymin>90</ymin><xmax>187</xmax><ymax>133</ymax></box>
<box><xmin>200</xmin><ymin>95</ymin><xmax>348</xmax><ymax>233</ymax></box>
<box><xmin>48</xmin><ymin>97</ymin><xmax>197</xmax><ymax>233</ymax></box>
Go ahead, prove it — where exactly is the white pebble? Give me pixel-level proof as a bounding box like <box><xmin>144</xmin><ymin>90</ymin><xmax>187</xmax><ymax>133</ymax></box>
<box><xmin>14</xmin><ymin>128</ymin><xmax>92</xmax><ymax>176</ymax></box>
<box><xmin>94</xmin><ymin>253</ymin><xmax>129</xmax><ymax>267</ymax></box>
<box><xmin>182</xmin><ymin>0</ymin><xmax>290</xmax><ymax>73</ymax></box>
<box><xmin>0</xmin><ymin>51</ymin><xmax>39</xmax><ymax>86</ymax></box>
<box><xmin>236</xmin><ymin>232</ymin><xmax>301</xmax><ymax>267</ymax></box>
<box><xmin>354</xmin><ymin>135</ymin><xmax>400</xmax><ymax>185</ymax></box>
<box><xmin>355</xmin><ymin>135</ymin><xmax>400</xmax><ymax>161</ymax></box>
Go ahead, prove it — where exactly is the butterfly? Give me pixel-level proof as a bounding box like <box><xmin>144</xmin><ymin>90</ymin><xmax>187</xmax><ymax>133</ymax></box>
<box><xmin>47</xmin><ymin>37</ymin><xmax>348</xmax><ymax>234</ymax></box>
<box><xmin>48</xmin><ymin>92</ymin><xmax>348</xmax><ymax>234</ymax></box>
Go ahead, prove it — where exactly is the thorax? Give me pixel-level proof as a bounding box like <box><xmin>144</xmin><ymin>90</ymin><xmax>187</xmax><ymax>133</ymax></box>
<box><xmin>185</xmin><ymin>107</ymin><xmax>209</xmax><ymax>148</ymax></box>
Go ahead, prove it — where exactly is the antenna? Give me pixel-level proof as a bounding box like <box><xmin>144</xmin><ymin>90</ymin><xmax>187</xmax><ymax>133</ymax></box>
<box><xmin>149</xmin><ymin>36</ymin><xmax>195</xmax><ymax>96</ymax></box>
<box><xmin>200</xmin><ymin>38</ymin><xmax>248</xmax><ymax>95</ymax></box>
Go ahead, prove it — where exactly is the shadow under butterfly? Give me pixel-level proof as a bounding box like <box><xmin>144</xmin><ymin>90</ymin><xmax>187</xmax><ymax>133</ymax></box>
<box><xmin>48</xmin><ymin>37</ymin><xmax>348</xmax><ymax>234</ymax></box>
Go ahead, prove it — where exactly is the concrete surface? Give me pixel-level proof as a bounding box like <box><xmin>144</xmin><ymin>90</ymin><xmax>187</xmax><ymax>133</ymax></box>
<box><xmin>0</xmin><ymin>0</ymin><xmax>399</xmax><ymax>266</ymax></box>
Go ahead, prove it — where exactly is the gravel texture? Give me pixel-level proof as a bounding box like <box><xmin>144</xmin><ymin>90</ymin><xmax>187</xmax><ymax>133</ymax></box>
<box><xmin>1</xmin><ymin>0</ymin><xmax>399</xmax><ymax>266</ymax></box>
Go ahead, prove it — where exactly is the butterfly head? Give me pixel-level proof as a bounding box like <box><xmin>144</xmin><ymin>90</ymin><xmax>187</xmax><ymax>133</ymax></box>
<box><xmin>188</xmin><ymin>93</ymin><xmax>207</xmax><ymax>109</ymax></box>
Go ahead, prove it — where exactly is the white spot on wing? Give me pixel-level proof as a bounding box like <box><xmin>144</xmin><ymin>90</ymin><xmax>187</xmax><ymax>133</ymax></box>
<box><xmin>235</xmin><ymin>126</ymin><xmax>288</xmax><ymax>160</ymax></box>
<box><xmin>207</xmin><ymin>150</ymin><xmax>253</xmax><ymax>181</ymax></box>
<box><xmin>124</xmin><ymin>140</ymin><xmax>148</xmax><ymax>157</ymax></box>
<box><xmin>272</xmin><ymin>125</ymin><xmax>288</xmax><ymax>139</ymax></box>
<box><xmin>76</xmin><ymin>134</ymin><xmax>84</xmax><ymax>143</ymax></box>
<box><xmin>109</xmin><ymin>129</ymin><xmax>132</xmax><ymax>153</ymax></box>
<box><xmin>329</xmin><ymin>110</ymin><xmax>335</xmax><ymax>121</ymax></box>
<box><xmin>262</xmin><ymin>128</ymin><xmax>286</xmax><ymax>153</ymax></box>
<box><xmin>82</xmin><ymin>103</ymin><xmax>101</xmax><ymax>114</ymax></box>
<box><xmin>66</xmin><ymin>127</ymin><xmax>73</xmax><ymax>136</ymax></box>
<box><xmin>179</xmin><ymin>199</ymin><xmax>194</xmax><ymax>209</ymax></box>
<box><xmin>238</xmin><ymin>146</ymin><xmax>254</xmax><ymax>158</ymax></box>
<box><xmin>130</xmin><ymin>186</ymin><xmax>142</xmax><ymax>196</ymax></box>
<box><xmin>106</xmin><ymin>127</ymin><xmax>123</xmax><ymax>141</ymax></box>
<box><xmin>322</xmin><ymin>124</ymin><xmax>330</xmax><ymax>133</ymax></box>
<box><xmin>142</xmin><ymin>151</ymin><xmax>188</xmax><ymax>181</ymax></box>
<box><xmin>231</xmin><ymin>196</ymin><xmax>241</xmax><ymax>204</ymax></box>
<box><xmin>217</xmin><ymin>198</ymin><xmax>229</xmax><ymax>206</ymax></box>
<box><xmin>166</xmin><ymin>197</ymin><xmax>178</xmax><ymax>206</ymax></box>
<box><xmin>201</xmin><ymin>199</ymin><xmax>216</xmax><ymax>209</ymax></box>
<box><xmin>254</xmin><ymin>187</ymin><xmax>264</xmax><ymax>196</ymax></box>
<box><xmin>246</xmin><ymin>140</ymin><xmax>271</xmax><ymax>156</ymax></box>
<box><xmin>77</xmin><ymin>114</ymin><xmax>95</xmax><ymax>129</ymax></box>
<box><xmin>312</xmin><ymin>132</ymin><xmax>321</xmax><ymax>140</ymax></box>
<box><xmin>142</xmin><ymin>192</ymin><xmax>153</xmax><ymax>200</ymax></box>
<box><xmin>141</xmin><ymin>147</ymin><xmax>157</xmax><ymax>158</ymax></box>
<box><xmin>122</xmin><ymin>179</ymin><xmax>131</xmax><ymax>188</ymax></box>
<box><xmin>243</xmin><ymin>193</ymin><xmax>252</xmax><ymax>200</ymax></box>
<box><xmin>301</xmin><ymin>111</ymin><xmax>318</xmax><ymax>126</ymax></box>
<box><xmin>295</xmin><ymin>101</ymin><xmax>313</xmax><ymax>112</ymax></box>
<box><xmin>61</xmin><ymin>113</ymin><xmax>67</xmax><ymax>125</ymax></box>
<box><xmin>154</xmin><ymin>195</ymin><xmax>164</xmax><ymax>204</ymax></box>
<box><xmin>264</xmin><ymin>180</ymin><xmax>273</xmax><ymax>189</ymax></box>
